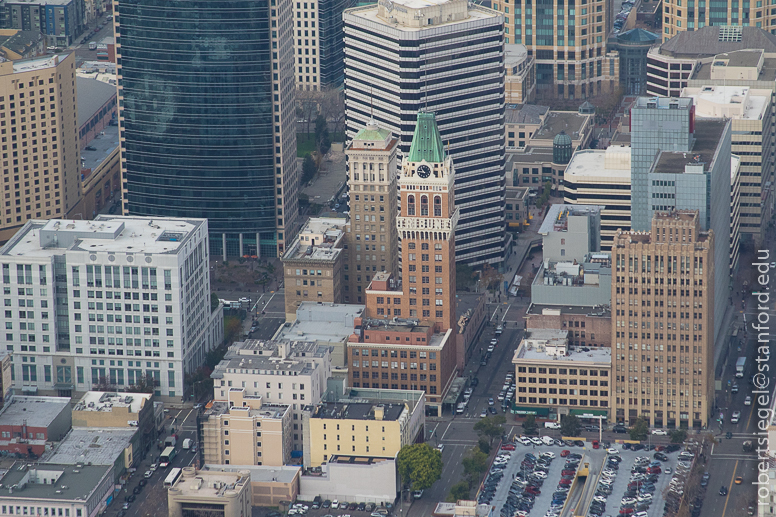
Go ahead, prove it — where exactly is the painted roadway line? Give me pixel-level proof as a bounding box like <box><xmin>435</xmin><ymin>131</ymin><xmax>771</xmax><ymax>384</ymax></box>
<box><xmin>721</xmin><ymin>459</ymin><xmax>739</xmax><ymax>517</ymax></box>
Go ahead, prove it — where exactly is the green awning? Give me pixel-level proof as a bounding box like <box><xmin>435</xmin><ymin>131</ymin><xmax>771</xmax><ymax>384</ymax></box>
<box><xmin>511</xmin><ymin>406</ymin><xmax>550</xmax><ymax>416</ymax></box>
<box><xmin>569</xmin><ymin>409</ymin><xmax>608</xmax><ymax>417</ymax></box>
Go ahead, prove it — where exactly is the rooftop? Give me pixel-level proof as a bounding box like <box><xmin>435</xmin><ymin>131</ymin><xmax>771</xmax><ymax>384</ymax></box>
<box><xmin>1</xmin><ymin>216</ymin><xmax>204</xmax><ymax>257</ymax></box>
<box><xmin>691</xmin><ymin>56</ymin><xmax>776</xmax><ymax>82</ymax></box>
<box><xmin>506</xmin><ymin>146</ymin><xmax>555</xmax><ymax>164</ymax></box>
<box><xmin>80</xmin><ymin>123</ymin><xmax>119</xmax><ymax>174</ymax></box>
<box><xmin>505</xmin><ymin>44</ymin><xmax>529</xmax><ymax>67</ymax></box>
<box><xmin>0</xmin><ymin>463</ymin><xmax>111</xmax><ymax>502</ymax></box>
<box><xmin>681</xmin><ymin>85</ymin><xmax>769</xmax><ymax>120</ymax></box>
<box><xmin>77</xmin><ymin>77</ymin><xmax>116</xmax><ymax>128</ymax></box>
<box><xmin>505</xmin><ymin>104</ymin><xmax>549</xmax><ymax>125</ymax></box>
<box><xmin>274</xmin><ymin>302</ymin><xmax>364</xmax><ymax>343</ymax></box>
<box><xmin>407</xmin><ymin>112</ymin><xmax>445</xmax><ymax>163</ymax></box>
<box><xmin>42</xmin><ymin>428</ymin><xmax>136</xmax><ymax>466</ymax></box>
<box><xmin>309</xmin><ymin>401</ymin><xmax>405</xmax><ymax>421</ymax></box>
<box><xmin>73</xmin><ymin>391</ymin><xmax>151</xmax><ymax>415</ymax></box>
<box><xmin>532</xmin><ymin>111</ymin><xmax>590</xmax><ymax>141</ymax></box>
<box><xmin>652</xmin><ymin>119</ymin><xmax>727</xmax><ymax>174</ymax></box>
<box><xmin>346</xmin><ymin>0</ymin><xmax>499</xmax><ymax>32</ymax></box>
<box><xmin>526</xmin><ymin>304</ymin><xmax>611</xmax><ymax>317</ymax></box>
<box><xmin>357</xmin><ymin>320</ymin><xmax>450</xmax><ymax>348</ymax></box>
<box><xmin>171</xmin><ymin>467</ymin><xmax>249</xmax><ymax>498</ymax></box>
<box><xmin>565</xmin><ymin>147</ymin><xmax>632</xmax><ymax>182</ymax></box>
<box><xmin>539</xmin><ymin>204</ymin><xmax>603</xmax><ymax>235</ymax></box>
<box><xmin>0</xmin><ymin>396</ymin><xmax>71</xmax><ymax>428</ymax></box>
<box><xmin>282</xmin><ymin>218</ymin><xmax>345</xmax><ymax>262</ymax></box>
<box><xmin>514</xmin><ymin>331</ymin><xmax>612</xmax><ymax>365</ymax></box>
<box><xmin>203</xmin><ymin>398</ymin><xmax>289</xmax><ymax>421</ymax></box>
<box><xmin>505</xmin><ymin>187</ymin><xmax>530</xmax><ymax>200</ymax></box>
<box><xmin>634</xmin><ymin>97</ymin><xmax>693</xmax><ymax>110</ymax></box>
<box><xmin>212</xmin><ymin>341</ymin><xmax>327</xmax><ymax>379</ymax></box>
<box><xmin>202</xmin><ymin>464</ymin><xmax>300</xmax><ymax>484</ymax></box>
<box><xmin>656</xmin><ymin>25</ymin><xmax>776</xmax><ymax>58</ymax></box>
<box><xmin>4</xmin><ymin>53</ymin><xmax>66</xmax><ymax>75</ymax></box>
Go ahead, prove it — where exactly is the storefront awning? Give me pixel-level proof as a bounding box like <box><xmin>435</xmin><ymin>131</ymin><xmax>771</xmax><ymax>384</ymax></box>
<box><xmin>569</xmin><ymin>409</ymin><xmax>608</xmax><ymax>417</ymax></box>
<box><xmin>511</xmin><ymin>406</ymin><xmax>550</xmax><ymax>416</ymax></box>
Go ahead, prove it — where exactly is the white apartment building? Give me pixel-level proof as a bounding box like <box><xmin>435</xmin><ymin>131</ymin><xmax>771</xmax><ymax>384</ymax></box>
<box><xmin>343</xmin><ymin>0</ymin><xmax>507</xmax><ymax>266</ymax></box>
<box><xmin>211</xmin><ymin>339</ymin><xmax>332</xmax><ymax>453</ymax></box>
<box><xmin>0</xmin><ymin>216</ymin><xmax>224</xmax><ymax>402</ymax></box>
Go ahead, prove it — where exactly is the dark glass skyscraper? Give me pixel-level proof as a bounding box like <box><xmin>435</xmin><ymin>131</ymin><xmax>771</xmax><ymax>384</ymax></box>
<box><xmin>115</xmin><ymin>0</ymin><xmax>297</xmax><ymax>258</ymax></box>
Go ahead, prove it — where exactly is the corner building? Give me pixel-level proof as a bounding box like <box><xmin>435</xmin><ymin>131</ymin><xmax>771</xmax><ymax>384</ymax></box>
<box><xmin>611</xmin><ymin>210</ymin><xmax>714</xmax><ymax>429</ymax></box>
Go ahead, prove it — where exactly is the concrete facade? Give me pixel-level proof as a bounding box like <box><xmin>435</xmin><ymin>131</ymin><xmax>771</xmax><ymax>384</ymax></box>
<box><xmin>203</xmin><ymin>464</ymin><xmax>301</xmax><ymax>507</ymax></box>
<box><xmin>298</xmin><ymin>456</ymin><xmax>398</xmax><ymax>504</ymax></box>
<box><xmin>167</xmin><ymin>467</ymin><xmax>252</xmax><ymax>517</ymax></box>
<box><xmin>0</xmin><ymin>396</ymin><xmax>72</xmax><ymax>457</ymax></box>
<box><xmin>505</xmin><ymin>44</ymin><xmax>536</xmax><ymax>105</ymax></box>
<box><xmin>525</xmin><ymin>305</ymin><xmax>612</xmax><ymax>348</ymax></box>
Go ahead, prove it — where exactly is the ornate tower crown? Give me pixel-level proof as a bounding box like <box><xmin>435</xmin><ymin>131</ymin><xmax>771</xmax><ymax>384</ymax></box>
<box><xmin>400</xmin><ymin>112</ymin><xmax>454</xmax><ymax>186</ymax></box>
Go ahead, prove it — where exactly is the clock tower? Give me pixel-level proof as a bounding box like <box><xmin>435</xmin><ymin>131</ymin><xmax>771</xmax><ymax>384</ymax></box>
<box><xmin>396</xmin><ymin>112</ymin><xmax>459</xmax><ymax>331</ymax></box>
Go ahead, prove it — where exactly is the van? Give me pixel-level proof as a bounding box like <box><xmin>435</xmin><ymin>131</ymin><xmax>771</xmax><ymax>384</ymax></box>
<box><xmin>456</xmin><ymin>403</ymin><xmax>465</xmax><ymax>414</ymax></box>
<box><xmin>545</xmin><ymin>422</ymin><xmax>561</xmax><ymax>429</ymax></box>
<box><xmin>88</xmin><ymin>41</ymin><xmax>97</xmax><ymax>50</ymax></box>
<box><xmin>182</xmin><ymin>438</ymin><xmax>192</xmax><ymax>450</ymax></box>
<box><xmin>541</xmin><ymin>436</ymin><xmax>555</xmax><ymax>445</ymax></box>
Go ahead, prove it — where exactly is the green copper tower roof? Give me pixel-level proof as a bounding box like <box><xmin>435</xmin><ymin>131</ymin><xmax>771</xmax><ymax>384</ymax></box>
<box><xmin>407</xmin><ymin>112</ymin><xmax>445</xmax><ymax>163</ymax></box>
<box><xmin>353</xmin><ymin>119</ymin><xmax>392</xmax><ymax>142</ymax></box>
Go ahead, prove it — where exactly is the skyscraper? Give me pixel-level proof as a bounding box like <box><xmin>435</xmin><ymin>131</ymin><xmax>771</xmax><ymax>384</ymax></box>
<box><xmin>114</xmin><ymin>0</ymin><xmax>298</xmax><ymax>259</ymax></box>
<box><xmin>343</xmin><ymin>0</ymin><xmax>506</xmax><ymax>266</ymax></box>
<box><xmin>294</xmin><ymin>0</ymin><xmax>350</xmax><ymax>90</ymax></box>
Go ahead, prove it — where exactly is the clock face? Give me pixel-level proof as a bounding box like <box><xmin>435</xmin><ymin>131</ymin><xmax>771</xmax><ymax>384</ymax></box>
<box><xmin>417</xmin><ymin>165</ymin><xmax>431</xmax><ymax>178</ymax></box>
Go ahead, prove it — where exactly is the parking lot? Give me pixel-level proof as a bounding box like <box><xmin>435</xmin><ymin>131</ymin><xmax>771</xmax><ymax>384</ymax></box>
<box><xmin>475</xmin><ymin>438</ymin><xmax>689</xmax><ymax>517</ymax></box>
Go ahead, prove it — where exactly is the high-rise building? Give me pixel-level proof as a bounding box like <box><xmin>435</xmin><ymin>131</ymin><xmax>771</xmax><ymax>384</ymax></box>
<box><xmin>4</xmin><ymin>0</ymin><xmax>85</xmax><ymax>47</ymax></box>
<box><xmin>662</xmin><ymin>3</ymin><xmax>776</xmax><ymax>43</ymax></box>
<box><xmin>343</xmin><ymin>0</ymin><xmax>506</xmax><ymax>266</ymax></box>
<box><xmin>0</xmin><ymin>53</ymin><xmax>81</xmax><ymax>244</ymax></box>
<box><xmin>344</xmin><ymin>120</ymin><xmax>399</xmax><ymax>304</ymax></box>
<box><xmin>0</xmin><ymin>216</ymin><xmax>224</xmax><ymax>402</ymax></box>
<box><xmin>611</xmin><ymin>210</ymin><xmax>715</xmax><ymax>429</ymax></box>
<box><xmin>114</xmin><ymin>0</ymin><xmax>298</xmax><ymax>259</ymax></box>
<box><xmin>293</xmin><ymin>0</ymin><xmax>350</xmax><ymax>90</ymax></box>
<box><xmin>630</xmin><ymin>98</ymin><xmax>731</xmax><ymax>347</ymax></box>
<box><xmin>493</xmin><ymin>0</ymin><xmax>620</xmax><ymax>100</ymax></box>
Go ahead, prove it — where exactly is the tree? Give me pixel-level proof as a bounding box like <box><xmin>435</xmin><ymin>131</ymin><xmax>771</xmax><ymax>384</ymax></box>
<box><xmin>670</xmin><ymin>429</ymin><xmax>688</xmax><ymax>444</ymax></box>
<box><xmin>474</xmin><ymin>415</ymin><xmax>506</xmax><ymax>446</ymax></box>
<box><xmin>630</xmin><ymin>417</ymin><xmax>649</xmax><ymax>441</ymax></box>
<box><xmin>560</xmin><ymin>414</ymin><xmax>581</xmax><ymax>437</ymax></box>
<box><xmin>314</xmin><ymin>114</ymin><xmax>330</xmax><ymax>157</ymax></box>
<box><xmin>462</xmin><ymin>447</ymin><xmax>489</xmax><ymax>488</ymax></box>
<box><xmin>94</xmin><ymin>375</ymin><xmax>116</xmax><ymax>391</ymax></box>
<box><xmin>295</xmin><ymin>88</ymin><xmax>322</xmax><ymax>136</ymax></box>
<box><xmin>210</xmin><ymin>292</ymin><xmax>220</xmax><ymax>313</ymax></box>
<box><xmin>125</xmin><ymin>373</ymin><xmax>156</xmax><ymax>393</ymax></box>
<box><xmin>456</xmin><ymin>263</ymin><xmax>476</xmax><ymax>290</ymax></box>
<box><xmin>480</xmin><ymin>263</ymin><xmax>503</xmax><ymax>292</ymax></box>
<box><xmin>224</xmin><ymin>316</ymin><xmax>243</xmax><ymax>344</ymax></box>
<box><xmin>396</xmin><ymin>443</ymin><xmax>443</xmax><ymax>491</ymax></box>
<box><xmin>302</xmin><ymin>153</ymin><xmax>317</xmax><ymax>185</ymax></box>
<box><xmin>522</xmin><ymin>415</ymin><xmax>538</xmax><ymax>436</ymax></box>
<box><xmin>477</xmin><ymin>437</ymin><xmax>491</xmax><ymax>454</ymax></box>
<box><xmin>447</xmin><ymin>481</ymin><xmax>471</xmax><ymax>502</ymax></box>
<box><xmin>318</xmin><ymin>86</ymin><xmax>346</xmax><ymax>138</ymax></box>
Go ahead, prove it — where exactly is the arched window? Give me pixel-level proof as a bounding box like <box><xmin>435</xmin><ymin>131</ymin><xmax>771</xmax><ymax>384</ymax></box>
<box><xmin>434</xmin><ymin>196</ymin><xmax>442</xmax><ymax>216</ymax></box>
<box><xmin>407</xmin><ymin>195</ymin><xmax>415</xmax><ymax>216</ymax></box>
<box><xmin>421</xmin><ymin>195</ymin><xmax>429</xmax><ymax>216</ymax></box>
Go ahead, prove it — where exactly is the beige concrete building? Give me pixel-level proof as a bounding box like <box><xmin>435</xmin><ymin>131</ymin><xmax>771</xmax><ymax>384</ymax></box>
<box><xmin>212</xmin><ymin>339</ymin><xmax>332</xmax><ymax>453</ymax></box>
<box><xmin>505</xmin><ymin>187</ymin><xmax>529</xmax><ymax>231</ymax></box>
<box><xmin>494</xmin><ymin>0</ymin><xmax>619</xmax><ymax>99</ymax></box>
<box><xmin>299</xmin><ymin>455</ymin><xmax>398</xmax><ymax>504</ymax></box>
<box><xmin>168</xmin><ymin>466</ymin><xmax>252</xmax><ymax>517</ymax></box>
<box><xmin>505</xmin><ymin>44</ymin><xmax>536</xmax><ymax>105</ymax></box>
<box><xmin>282</xmin><ymin>217</ymin><xmax>347</xmax><ymax>320</ymax></box>
<box><xmin>72</xmin><ymin>391</ymin><xmax>153</xmax><ymax>428</ymax></box>
<box><xmin>200</xmin><ymin>388</ymin><xmax>292</xmax><ymax>467</ymax></box>
<box><xmin>611</xmin><ymin>210</ymin><xmax>715</xmax><ymax>429</ymax></box>
<box><xmin>662</xmin><ymin>2</ymin><xmax>776</xmax><ymax>43</ymax></box>
<box><xmin>204</xmin><ymin>464</ymin><xmax>301</xmax><ymax>507</ymax></box>
<box><xmin>344</xmin><ymin>119</ymin><xmax>399</xmax><ymax>304</ymax></box>
<box><xmin>303</xmin><ymin>387</ymin><xmax>425</xmax><ymax>467</ymax></box>
<box><xmin>0</xmin><ymin>53</ymin><xmax>80</xmax><ymax>243</ymax></box>
<box><xmin>512</xmin><ymin>329</ymin><xmax>612</xmax><ymax>421</ymax></box>
<box><xmin>525</xmin><ymin>305</ymin><xmax>612</xmax><ymax>348</ymax></box>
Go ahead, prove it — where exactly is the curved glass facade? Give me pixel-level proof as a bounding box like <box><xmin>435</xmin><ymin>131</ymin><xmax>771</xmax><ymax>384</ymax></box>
<box><xmin>116</xmin><ymin>0</ymin><xmax>276</xmax><ymax>244</ymax></box>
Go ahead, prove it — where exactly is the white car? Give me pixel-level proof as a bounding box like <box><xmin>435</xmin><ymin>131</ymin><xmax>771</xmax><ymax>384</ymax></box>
<box><xmin>540</xmin><ymin>451</ymin><xmax>555</xmax><ymax>458</ymax></box>
<box><xmin>731</xmin><ymin>410</ymin><xmax>741</xmax><ymax>423</ymax></box>
<box><xmin>621</xmin><ymin>497</ymin><xmax>637</xmax><ymax>505</ymax></box>
<box><xmin>530</xmin><ymin>437</ymin><xmax>543</xmax><ymax>446</ymax></box>
<box><xmin>745</xmin><ymin>396</ymin><xmax>752</xmax><ymax>405</ymax></box>
<box><xmin>520</xmin><ymin>437</ymin><xmax>533</xmax><ymax>446</ymax></box>
<box><xmin>436</xmin><ymin>444</ymin><xmax>445</xmax><ymax>453</ymax></box>
<box><xmin>143</xmin><ymin>470</ymin><xmax>153</xmax><ymax>479</ymax></box>
<box><xmin>532</xmin><ymin>471</ymin><xmax>548</xmax><ymax>479</ymax></box>
<box><xmin>480</xmin><ymin>409</ymin><xmax>488</xmax><ymax>418</ymax></box>
<box><xmin>607</xmin><ymin>448</ymin><xmax>619</xmax><ymax>455</ymax></box>
<box><xmin>331</xmin><ymin>500</ymin><xmax>339</xmax><ymax>509</ymax></box>
<box><xmin>651</xmin><ymin>429</ymin><xmax>668</xmax><ymax>435</ymax></box>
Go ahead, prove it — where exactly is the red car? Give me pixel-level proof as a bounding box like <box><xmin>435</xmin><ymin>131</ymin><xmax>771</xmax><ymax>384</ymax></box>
<box><xmin>559</xmin><ymin>479</ymin><xmax>572</xmax><ymax>486</ymax></box>
<box><xmin>562</xmin><ymin>469</ymin><xmax>576</xmax><ymax>476</ymax></box>
<box><xmin>655</xmin><ymin>445</ymin><xmax>665</xmax><ymax>451</ymax></box>
<box><xmin>648</xmin><ymin>467</ymin><xmax>661</xmax><ymax>474</ymax></box>
<box><xmin>524</xmin><ymin>487</ymin><xmax>540</xmax><ymax>495</ymax></box>
<box><xmin>560</xmin><ymin>450</ymin><xmax>570</xmax><ymax>457</ymax></box>
<box><xmin>592</xmin><ymin>440</ymin><xmax>600</xmax><ymax>449</ymax></box>
<box><xmin>501</xmin><ymin>444</ymin><xmax>516</xmax><ymax>451</ymax></box>
<box><xmin>619</xmin><ymin>508</ymin><xmax>634</xmax><ymax>515</ymax></box>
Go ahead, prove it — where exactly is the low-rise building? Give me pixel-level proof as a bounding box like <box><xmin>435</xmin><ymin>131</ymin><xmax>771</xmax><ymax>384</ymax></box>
<box><xmin>168</xmin><ymin>466</ymin><xmax>251</xmax><ymax>517</ymax></box>
<box><xmin>303</xmin><ymin>388</ymin><xmax>425</xmax><ymax>467</ymax></box>
<box><xmin>282</xmin><ymin>217</ymin><xmax>347</xmax><ymax>320</ymax></box>
<box><xmin>539</xmin><ymin>204</ymin><xmax>602</xmax><ymax>263</ymax></box>
<box><xmin>42</xmin><ymin>427</ymin><xmax>139</xmax><ymax>482</ymax></box>
<box><xmin>505</xmin><ymin>187</ymin><xmax>530</xmax><ymax>231</ymax></box>
<box><xmin>525</xmin><ymin>305</ymin><xmax>611</xmax><ymax>348</ymax></box>
<box><xmin>0</xmin><ymin>396</ymin><xmax>72</xmax><ymax>457</ymax></box>
<box><xmin>211</xmin><ymin>339</ymin><xmax>332</xmax><ymax>454</ymax></box>
<box><xmin>0</xmin><ymin>29</ymin><xmax>45</xmax><ymax>60</ymax></box>
<box><xmin>505</xmin><ymin>44</ymin><xmax>536</xmax><ymax>105</ymax></box>
<box><xmin>434</xmin><ymin>501</ymin><xmax>494</xmax><ymax>517</ymax></box>
<box><xmin>4</xmin><ymin>0</ymin><xmax>85</xmax><ymax>47</ymax></box>
<box><xmin>199</xmin><ymin>388</ymin><xmax>292</xmax><ymax>467</ymax></box>
<box><xmin>531</xmin><ymin>255</ymin><xmax>612</xmax><ymax>308</ymax></box>
<box><xmin>0</xmin><ymin>462</ymin><xmax>114</xmax><ymax>517</ymax></box>
<box><xmin>72</xmin><ymin>391</ymin><xmax>155</xmax><ymax>447</ymax></box>
<box><xmin>299</xmin><ymin>455</ymin><xmax>398</xmax><ymax>504</ymax></box>
<box><xmin>512</xmin><ymin>329</ymin><xmax>612</xmax><ymax>421</ymax></box>
<box><xmin>203</xmin><ymin>464</ymin><xmax>301</xmax><ymax>507</ymax></box>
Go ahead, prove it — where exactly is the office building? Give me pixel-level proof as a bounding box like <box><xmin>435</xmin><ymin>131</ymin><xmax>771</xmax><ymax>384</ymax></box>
<box><xmin>3</xmin><ymin>0</ymin><xmax>85</xmax><ymax>47</ymax></box>
<box><xmin>344</xmin><ymin>119</ymin><xmax>399</xmax><ymax>304</ymax></box>
<box><xmin>0</xmin><ymin>462</ymin><xmax>114</xmax><ymax>517</ymax></box>
<box><xmin>0</xmin><ymin>216</ymin><xmax>224</xmax><ymax>402</ymax></box>
<box><xmin>646</xmin><ymin>26</ymin><xmax>776</xmax><ymax>98</ymax></box>
<box><xmin>302</xmin><ymin>387</ymin><xmax>425</xmax><ymax>467</ymax></box>
<box><xmin>0</xmin><ymin>396</ymin><xmax>71</xmax><ymax>456</ymax></box>
<box><xmin>682</xmin><ymin>84</ymin><xmax>773</xmax><ymax>247</ymax></box>
<box><xmin>0</xmin><ymin>352</ymin><xmax>11</xmax><ymax>405</ymax></box>
<box><xmin>43</xmin><ymin>427</ymin><xmax>139</xmax><ymax>482</ymax></box>
<box><xmin>525</xmin><ymin>305</ymin><xmax>612</xmax><ymax>348</ymax></box>
<box><xmin>730</xmin><ymin>155</ymin><xmax>742</xmax><ymax>272</ymax></box>
<box><xmin>299</xmin><ymin>455</ymin><xmax>398</xmax><ymax>504</ymax></box>
<box><xmin>343</xmin><ymin>0</ymin><xmax>506</xmax><ymax>266</ymax></box>
<box><xmin>168</xmin><ymin>467</ymin><xmax>252</xmax><ymax>517</ymax></box>
<box><xmin>630</xmin><ymin>98</ymin><xmax>731</xmax><ymax>348</ymax></box>
<box><xmin>199</xmin><ymin>388</ymin><xmax>292</xmax><ymax>467</ymax></box>
<box><xmin>212</xmin><ymin>339</ymin><xmax>332</xmax><ymax>453</ymax></box>
<box><xmin>511</xmin><ymin>329</ymin><xmax>611</xmax><ymax>421</ymax></box>
<box><xmin>505</xmin><ymin>44</ymin><xmax>536</xmax><ymax>105</ymax></box>
<box><xmin>539</xmin><ymin>204</ymin><xmax>602</xmax><ymax>263</ymax></box>
<box><xmin>114</xmin><ymin>0</ymin><xmax>298</xmax><ymax>259</ymax></box>
<box><xmin>611</xmin><ymin>210</ymin><xmax>715</xmax><ymax>428</ymax></box>
<box><xmin>662</xmin><ymin>2</ymin><xmax>776</xmax><ymax>43</ymax></box>
<box><xmin>611</xmin><ymin>29</ymin><xmax>660</xmax><ymax>95</ymax></box>
<box><xmin>72</xmin><ymin>391</ymin><xmax>154</xmax><ymax>444</ymax></box>
<box><xmin>493</xmin><ymin>0</ymin><xmax>620</xmax><ymax>100</ymax></box>
<box><xmin>281</xmin><ymin>217</ymin><xmax>347</xmax><ymax>320</ymax></box>
<box><xmin>294</xmin><ymin>0</ymin><xmax>349</xmax><ymax>89</ymax></box>
<box><xmin>505</xmin><ymin>187</ymin><xmax>530</xmax><ymax>230</ymax></box>
<box><xmin>203</xmin><ymin>464</ymin><xmax>301</xmax><ymax>507</ymax></box>
<box><xmin>563</xmin><ymin>147</ymin><xmax>632</xmax><ymax>248</ymax></box>
<box><xmin>0</xmin><ymin>53</ymin><xmax>80</xmax><ymax>244</ymax></box>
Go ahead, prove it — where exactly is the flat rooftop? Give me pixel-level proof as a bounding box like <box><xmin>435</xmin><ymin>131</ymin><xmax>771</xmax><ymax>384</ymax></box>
<box><xmin>309</xmin><ymin>401</ymin><xmax>405</xmax><ymax>421</ymax></box>
<box><xmin>346</xmin><ymin>2</ymin><xmax>500</xmax><ymax>32</ymax></box>
<box><xmin>358</xmin><ymin>320</ymin><xmax>449</xmax><ymax>348</ymax></box>
<box><xmin>532</xmin><ymin>111</ymin><xmax>589</xmax><ymax>141</ymax></box>
<box><xmin>74</xmin><ymin>391</ymin><xmax>151</xmax><ymax>415</ymax></box>
<box><xmin>507</xmin><ymin>146</ymin><xmax>555</xmax><ymax>164</ymax></box>
<box><xmin>538</xmin><ymin>204</ymin><xmax>603</xmax><ymax>235</ymax></box>
<box><xmin>514</xmin><ymin>338</ymin><xmax>612</xmax><ymax>365</ymax></box>
<box><xmin>691</xmin><ymin>56</ymin><xmax>776</xmax><ymax>82</ymax></box>
<box><xmin>0</xmin><ymin>396</ymin><xmax>70</xmax><ymax>428</ymax></box>
<box><xmin>506</xmin><ymin>187</ymin><xmax>530</xmax><ymax>200</ymax></box>
<box><xmin>283</xmin><ymin>218</ymin><xmax>345</xmax><ymax>262</ymax></box>
<box><xmin>203</xmin><ymin>400</ymin><xmax>289</xmax><ymax>421</ymax></box>
<box><xmin>77</xmin><ymin>76</ymin><xmax>116</xmax><ymax>128</ymax></box>
<box><xmin>274</xmin><ymin>302</ymin><xmax>364</xmax><ymax>343</ymax></box>
<box><xmin>6</xmin><ymin>53</ymin><xmax>65</xmax><ymax>75</ymax></box>
<box><xmin>0</xmin><ymin>463</ymin><xmax>111</xmax><ymax>502</ymax></box>
<box><xmin>329</xmin><ymin>455</ymin><xmax>393</xmax><ymax>465</ymax></box>
<box><xmin>565</xmin><ymin>148</ymin><xmax>632</xmax><ymax>182</ymax></box>
<box><xmin>81</xmin><ymin>123</ymin><xmax>119</xmax><ymax>173</ymax></box>
<box><xmin>1</xmin><ymin>216</ymin><xmax>203</xmax><ymax>257</ymax></box>
<box><xmin>203</xmin><ymin>464</ymin><xmax>300</xmax><ymax>484</ymax></box>
<box><xmin>172</xmin><ymin>468</ymin><xmax>249</xmax><ymax>497</ymax></box>
<box><xmin>652</xmin><ymin>119</ymin><xmax>727</xmax><ymax>174</ymax></box>
<box><xmin>682</xmin><ymin>85</ymin><xmax>769</xmax><ymax>120</ymax></box>
<box><xmin>526</xmin><ymin>304</ymin><xmax>612</xmax><ymax>317</ymax></box>
<box><xmin>212</xmin><ymin>352</ymin><xmax>318</xmax><ymax>379</ymax></box>
<box><xmin>43</xmin><ymin>428</ymin><xmax>136</xmax><ymax>466</ymax></box>
<box><xmin>227</xmin><ymin>339</ymin><xmax>328</xmax><ymax>360</ymax></box>
<box><xmin>505</xmin><ymin>104</ymin><xmax>550</xmax><ymax>125</ymax></box>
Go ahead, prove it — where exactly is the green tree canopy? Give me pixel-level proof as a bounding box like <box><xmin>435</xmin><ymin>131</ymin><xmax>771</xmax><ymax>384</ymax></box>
<box><xmin>448</xmin><ymin>481</ymin><xmax>471</xmax><ymax>502</ymax></box>
<box><xmin>630</xmin><ymin>417</ymin><xmax>649</xmax><ymax>442</ymax></box>
<box><xmin>474</xmin><ymin>415</ymin><xmax>506</xmax><ymax>445</ymax></box>
<box><xmin>522</xmin><ymin>415</ymin><xmax>538</xmax><ymax>436</ymax></box>
<box><xmin>302</xmin><ymin>154</ymin><xmax>317</xmax><ymax>184</ymax></box>
<box><xmin>462</xmin><ymin>447</ymin><xmax>489</xmax><ymax>488</ymax></box>
<box><xmin>397</xmin><ymin>443</ymin><xmax>443</xmax><ymax>491</ymax></box>
<box><xmin>670</xmin><ymin>429</ymin><xmax>688</xmax><ymax>444</ymax></box>
<box><xmin>456</xmin><ymin>263</ymin><xmax>476</xmax><ymax>289</ymax></box>
<box><xmin>560</xmin><ymin>414</ymin><xmax>581</xmax><ymax>437</ymax></box>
